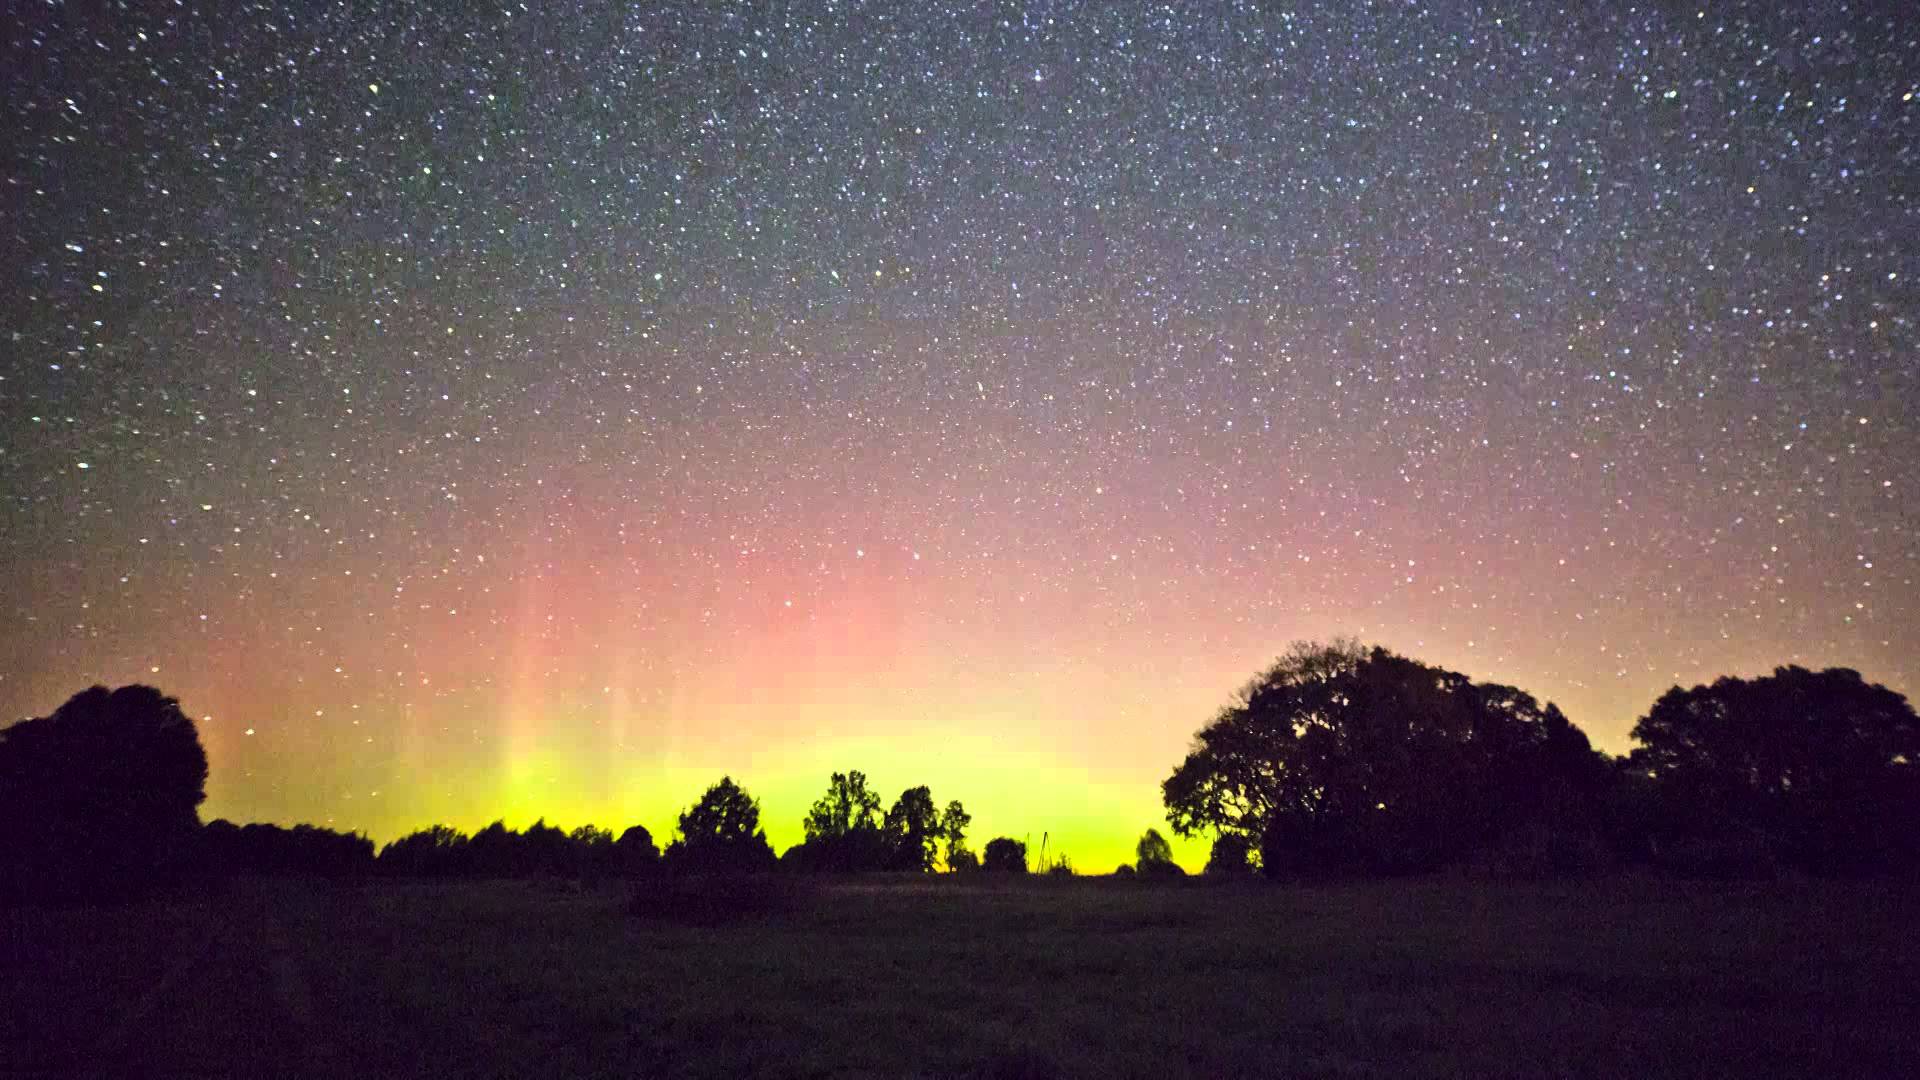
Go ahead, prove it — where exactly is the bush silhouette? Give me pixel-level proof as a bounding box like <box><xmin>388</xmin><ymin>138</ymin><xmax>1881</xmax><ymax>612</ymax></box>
<box><xmin>0</xmin><ymin>685</ymin><xmax>208</xmax><ymax>902</ymax></box>
<box><xmin>615</xmin><ymin>825</ymin><xmax>661</xmax><ymax>876</ymax></box>
<box><xmin>1134</xmin><ymin>828</ymin><xmax>1183</xmax><ymax>877</ymax></box>
<box><xmin>981</xmin><ymin>837</ymin><xmax>1028</xmax><ymax>873</ymax></box>
<box><xmin>1204</xmin><ymin>832</ymin><xmax>1254</xmax><ymax>877</ymax></box>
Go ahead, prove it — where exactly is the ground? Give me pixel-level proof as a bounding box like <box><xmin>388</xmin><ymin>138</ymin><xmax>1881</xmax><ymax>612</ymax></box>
<box><xmin>5</xmin><ymin>875</ymin><xmax>1917</xmax><ymax>1078</ymax></box>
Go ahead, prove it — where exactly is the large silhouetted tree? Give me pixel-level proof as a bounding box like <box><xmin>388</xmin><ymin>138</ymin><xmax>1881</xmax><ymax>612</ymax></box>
<box><xmin>666</xmin><ymin>776</ymin><xmax>776</xmax><ymax>874</ymax></box>
<box><xmin>0</xmin><ymin>685</ymin><xmax>209</xmax><ymax>901</ymax></box>
<box><xmin>787</xmin><ymin>770</ymin><xmax>892</xmax><ymax>871</ymax></box>
<box><xmin>804</xmin><ymin>770</ymin><xmax>883</xmax><ymax>839</ymax></box>
<box><xmin>1163</xmin><ymin>641</ymin><xmax>1609</xmax><ymax>876</ymax></box>
<box><xmin>884</xmin><ymin>785</ymin><xmax>942</xmax><ymax>871</ymax></box>
<box><xmin>1629</xmin><ymin>667</ymin><xmax>1920</xmax><ymax>873</ymax></box>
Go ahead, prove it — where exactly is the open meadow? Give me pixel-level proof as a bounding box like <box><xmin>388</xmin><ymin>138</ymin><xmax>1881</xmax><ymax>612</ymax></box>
<box><xmin>6</xmin><ymin>874</ymin><xmax>1917</xmax><ymax>1078</ymax></box>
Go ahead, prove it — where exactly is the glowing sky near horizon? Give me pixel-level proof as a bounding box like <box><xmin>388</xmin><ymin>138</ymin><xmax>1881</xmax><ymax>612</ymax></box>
<box><xmin>2</xmin><ymin>2</ymin><xmax>1915</xmax><ymax>870</ymax></box>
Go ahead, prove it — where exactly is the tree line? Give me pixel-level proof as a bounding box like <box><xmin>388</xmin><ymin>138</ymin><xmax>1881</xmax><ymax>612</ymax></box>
<box><xmin>1162</xmin><ymin>640</ymin><xmax>1920</xmax><ymax>878</ymax></box>
<box><xmin>0</xmin><ymin>691</ymin><xmax>1037</xmax><ymax>902</ymax></box>
<box><xmin>3</xmin><ymin>640</ymin><xmax>1916</xmax><ymax>902</ymax></box>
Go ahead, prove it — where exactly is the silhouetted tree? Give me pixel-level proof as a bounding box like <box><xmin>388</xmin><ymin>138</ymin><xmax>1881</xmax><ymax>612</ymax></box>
<box><xmin>467</xmin><ymin>820</ymin><xmax>522</xmax><ymax>877</ymax></box>
<box><xmin>375</xmin><ymin>821</ymin><xmax>656</xmax><ymax>880</ymax></box>
<box><xmin>1136</xmin><ymin>828</ymin><xmax>1173</xmax><ymax>865</ymax></box>
<box><xmin>804</xmin><ymin>770</ymin><xmax>883</xmax><ymax>839</ymax></box>
<box><xmin>201</xmin><ymin>820</ymin><xmax>374</xmax><ymax>877</ymax></box>
<box><xmin>939</xmin><ymin>799</ymin><xmax>973</xmax><ymax>872</ymax></box>
<box><xmin>570</xmin><ymin>824</ymin><xmax>617</xmax><ymax>878</ymax></box>
<box><xmin>787</xmin><ymin>770</ymin><xmax>892</xmax><ymax>871</ymax></box>
<box><xmin>1204</xmin><ymin>832</ymin><xmax>1254</xmax><ymax>877</ymax></box>
<box><xmin>378</xmin><ymin>825</ymin><xmax>472</xmax><ymax>877</ymax></box>
<box><xmin>1163</xmin><ymin>641</ymin><xmax>1610</xmax><ymax>876</ymax></box>
<box><xmin>665</xmin><ymin>776</ymin><xmax>777</xmax><ymax>875</ymax></box>
<box><xmin>615</xmin><ymin>824</ymin><xmax>661</xmax><ymax>876</ymax></box>
<box><xmin>884</xmin><ymin>785</ymin><xmax>942</xmax><ymax>871</ymax></box>
<box><xmin>1135</xmin><ymin>828</ymin><xmax>1184</xmax><ymax>878</ymax></box>
<box><xmin>0</xmin><ymin>685</ymin><xmax>208</xmax><ymax>902</ymax></box>
<box><xmin>981</xmin><ymin>837</ymin><xmax>1027</xmax><ymax>873</ymax></box>
<box><xmin>519</xmin><ymin>819</ymin><xmax>572</xmax><ymax>876</ymax></box>
<box><xmin>1629</xmin><ymin>667</ymin><xmax>1920</xmax><ymax>874</ymax></box>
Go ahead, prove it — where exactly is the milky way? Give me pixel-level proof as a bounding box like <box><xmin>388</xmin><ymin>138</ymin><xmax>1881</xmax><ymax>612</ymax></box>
<box><xmin>4</xmin><ymin>2</ymin><xmax>1915</xmax><ymax>866</ymax></box>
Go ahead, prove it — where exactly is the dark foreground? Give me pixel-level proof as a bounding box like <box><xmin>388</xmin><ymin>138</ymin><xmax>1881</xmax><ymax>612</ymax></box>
<box><xmin>5</xmin><ymin>875</ymin><xmax>1916</xmax><ymax>1078</ymax></box>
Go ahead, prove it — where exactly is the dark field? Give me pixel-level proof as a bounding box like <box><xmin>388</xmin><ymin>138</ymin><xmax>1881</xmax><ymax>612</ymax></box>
<box><xmin>6</xmin><ymin>875</ymin><xmax>1917</xmax><ymax>1078</ymax></box>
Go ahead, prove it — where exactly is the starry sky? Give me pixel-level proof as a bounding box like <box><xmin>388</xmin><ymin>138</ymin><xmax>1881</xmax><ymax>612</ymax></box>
<box><xmin>3</xmin><ymin>1</ymin><xmax>1915</xmax><ymax>870</ymax></box>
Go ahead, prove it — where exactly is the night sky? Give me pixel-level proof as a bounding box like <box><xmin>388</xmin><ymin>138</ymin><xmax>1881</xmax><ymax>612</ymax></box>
<box><xmin>4</xmin><ymin>2</ymin><xmax>1915</xmax><ymax>869</ymax></box>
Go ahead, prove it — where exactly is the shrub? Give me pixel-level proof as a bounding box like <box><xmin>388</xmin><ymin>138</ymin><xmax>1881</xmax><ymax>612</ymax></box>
<box><xmin>981</xmin><ymin>837</ymin><xmax>1028</xmax><ymax>873</ymax></box>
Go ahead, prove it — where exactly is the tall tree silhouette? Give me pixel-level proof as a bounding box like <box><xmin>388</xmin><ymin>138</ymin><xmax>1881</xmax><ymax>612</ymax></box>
<box><xmin>804</xmin><ymin>770</ymin><xmax>884</xmax><ymax>839</ymax></box>
<box><xmin>788</xmin><ymin>770</ymin><xmax>892</xmax><ymax>871</ymax></box>
<box><xmin>1163</xmin><ymin>641</ymin><xmax>1608</xmax><ymax>876</ymax></box>
<box><xmin>666</xmin><ymin>776</ymin><xmax>776</xmax><ymax>874</ymax></box>
<box><xmin>0</xmin><ymin>685</ymin><xmax>208</xmax><ymax>901</ymax></box>
<box><xmin>939</xmin><ymin>799</ymin><xmax>973</xmax><ymax>871</ymax></box>
<box><xmin>884</xmin><ymin>785</ymin><xmax>942</xmax><ymax>871</ymax></box>
<box><xmin>1630</xmin><ymin>667</ymin><xmax>1920</xmax><ymax>873</ymax></box>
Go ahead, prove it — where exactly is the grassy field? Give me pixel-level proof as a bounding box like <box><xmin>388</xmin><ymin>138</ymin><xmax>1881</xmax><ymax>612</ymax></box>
<box><xmin>6</xmin><ymin>874</ymin><xmax>1917</xmax><ymax>1078</ymax></box>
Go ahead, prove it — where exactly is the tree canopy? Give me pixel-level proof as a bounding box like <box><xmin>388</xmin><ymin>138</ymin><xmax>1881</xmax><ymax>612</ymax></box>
<box><xmin>1629</xmin><ymin>666</ymin><xmax>1920</xmax><ymax>873</ymax></box>
<box><xmin>939</xmin><ymin>799</ymin><xmax>973</xmax><ymax>871</ymax></box>
<box><xmin>1163</xmin><ymin>641</ymin><xmax>1607</xmax><ymax>876</ymax></box>
<box><xmin>804</xmin><ymin>770</ymin><xmax>883</xmax><ymax>841</ymax></box>
<box><xmin>785</xmin><ymin>772</ymin><xmax>966</xmax><ymax>873</ymax></box>
<box><xmin>981</xmin><ymin>837</ymin><xmax>1027</xmax><ymax>873</ymax></box>
<box><xmin>884</xmin><ymin>785</ymin><xmax>942</xmax><ymax>871</ymax></box>
<box><xmin>787</xmin><ymin>770</ymin><xmax>892</xmax><ymax>871</ymax></box>
<box><xmin>666</xmin><ymin>776</ymin><xmax>776</xmax><ymax>874</ymax></box>
<box><xmin>0</xmin><ymin>684</ymin><xmax>209</xmax><ymax>901</ymax></box>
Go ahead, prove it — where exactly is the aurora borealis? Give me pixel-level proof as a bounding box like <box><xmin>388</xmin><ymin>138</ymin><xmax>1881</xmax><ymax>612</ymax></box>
<box><xmin>3</xmin><ymin>2</ymin><xmax>1914</xmax><ymax>871</ymax></box>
